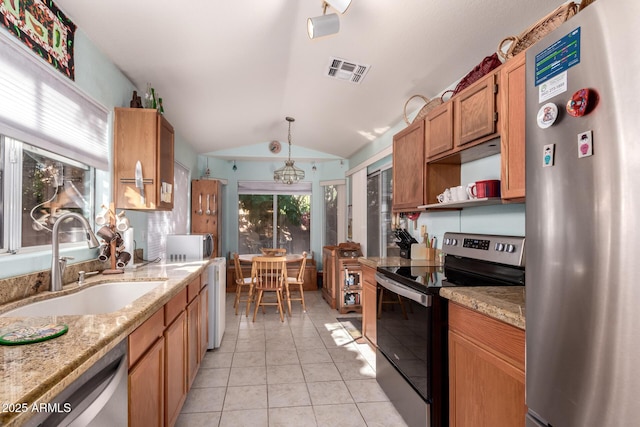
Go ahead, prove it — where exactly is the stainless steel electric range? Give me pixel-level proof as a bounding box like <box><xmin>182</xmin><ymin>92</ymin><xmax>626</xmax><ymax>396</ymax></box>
<box><xmin>375</xmin><ymin>232</ymin><xmax>525</xmax><ymax>427</ymax></box>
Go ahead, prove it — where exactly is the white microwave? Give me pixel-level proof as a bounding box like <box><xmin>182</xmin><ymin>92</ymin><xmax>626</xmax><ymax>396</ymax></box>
<box><xmin>166</xmin><ymin>234</ymin><xmax>214</xmax><ymax>261</ymax></box>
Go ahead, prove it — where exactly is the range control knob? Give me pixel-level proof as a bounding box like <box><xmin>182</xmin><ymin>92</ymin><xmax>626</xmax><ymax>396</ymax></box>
<box><xmin>451</xmin><ymin>239</ymin><xmax>458</xmax><ymax>246</ymax></box>
<box><xmin>505</xmin><ymin>244</ymin><xmax>516</xmax><ymax>253</ymax></box>
<box><xmin>495</xmin><ymin>243</ymin><xmax>505</xmax><ymax>252</ymax></box>
<box><xmin>444</xmin><ymin>238</ymin><xmax>451</xmax><ymax>245</ymax></box>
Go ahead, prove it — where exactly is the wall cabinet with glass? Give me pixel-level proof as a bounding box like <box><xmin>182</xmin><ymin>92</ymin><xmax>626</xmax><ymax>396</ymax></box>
<box><xmin>113</xmin><ymin>108</ymin><xmax>174</xmax><ymax>211</ymax></box>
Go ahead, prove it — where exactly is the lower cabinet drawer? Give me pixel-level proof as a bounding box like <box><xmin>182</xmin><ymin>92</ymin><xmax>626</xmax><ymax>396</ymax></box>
<box><xmin>129</xmin><ymin>309</ymin><xmax>164</xmax><ymax>368</ymax></box>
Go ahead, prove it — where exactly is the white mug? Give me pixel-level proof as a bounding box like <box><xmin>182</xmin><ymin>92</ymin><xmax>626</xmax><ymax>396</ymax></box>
<box><xmin>450</xmin><ymin>186</ymin><xmax>461</xmax><ymax>201</ymax></box>
<box><xmin>455</xmin><ymin>185</ymin><xmax>468</xmax><ymax>201</ymax></box>
<box><xmin>95</xmin><ymin>206</ymin><xmax>109</xmax><ymax>225</ymax></box>
<box><xmin>442</xmin><ymin>188</ymin><xmax>453</xmax><ymax>202</ymax></box>
<box><xmin>115</xmin><ymin>211</ymin><xmax>130</xmax><ymax>232</ymax></box>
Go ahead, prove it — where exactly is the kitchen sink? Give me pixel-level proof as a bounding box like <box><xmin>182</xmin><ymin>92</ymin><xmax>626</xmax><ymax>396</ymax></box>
<box><xmin>0</xmin><ymin>281</ymin><xmax>166</xmax><ymax>317</ymax></box>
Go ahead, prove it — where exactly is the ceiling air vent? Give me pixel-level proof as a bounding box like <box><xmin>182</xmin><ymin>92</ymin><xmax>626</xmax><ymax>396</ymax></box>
<box><xmin>326</xmin><ymin>57</ymin><xmax>370</xmax><ymax>84</ymax></box>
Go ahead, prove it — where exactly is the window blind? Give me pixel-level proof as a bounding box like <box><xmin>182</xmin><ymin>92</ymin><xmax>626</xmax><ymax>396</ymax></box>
<box><xmin>0</xmin><ymin>32</ymin><xmax>109</xmax><ymax>170</ymax></box>
<box><xmin>238</xmin><ymin>181</ymin><xmax>312</xmax><ymax>195</ymax></box>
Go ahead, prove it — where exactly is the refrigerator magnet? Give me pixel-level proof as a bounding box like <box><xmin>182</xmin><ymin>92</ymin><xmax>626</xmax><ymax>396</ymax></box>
<box><xmin>537</xmin><ymin>103</ymin><xmax>558</xmax><ymax>129</ymax></box>
<box><xmin>566</xmin><ymin>88</ymin><xmax>591</xmax><ymax>117</ymax></box>
<box><xmin>543</xmin><ymin>144</ymin><xmax>555</xmax><ymax>167</ymax></box>
<box><xmin>578</xmin><ymin>130</ymin><xmax>593</xmax><ymax>158</ymax></box>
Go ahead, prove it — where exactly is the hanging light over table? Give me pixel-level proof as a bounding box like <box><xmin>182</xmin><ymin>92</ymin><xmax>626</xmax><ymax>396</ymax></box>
<box><xmin>274</xmin><ymin>117</ymin><xmax>305</xmax><ymax>184</ymax></box>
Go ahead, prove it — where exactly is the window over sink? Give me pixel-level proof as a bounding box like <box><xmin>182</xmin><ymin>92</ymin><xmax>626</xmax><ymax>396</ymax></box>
<box><xmin>0</xmin><ymin>135</ymin><xmax>95</xmax><ymax>253</ymax></box>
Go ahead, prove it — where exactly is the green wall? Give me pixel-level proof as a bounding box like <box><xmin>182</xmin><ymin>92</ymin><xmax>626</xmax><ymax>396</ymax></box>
<box><xmin>0</xmin><ymin>29</ymin><xmax>198</xmax><ymax>278</ymax></box>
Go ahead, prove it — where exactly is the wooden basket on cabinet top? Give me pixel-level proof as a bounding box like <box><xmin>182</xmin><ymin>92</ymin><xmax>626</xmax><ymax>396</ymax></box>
<box><xmin>113</xmin><ymin>107</ymin><xmax>175</xmax><ymax>210</ymax></box>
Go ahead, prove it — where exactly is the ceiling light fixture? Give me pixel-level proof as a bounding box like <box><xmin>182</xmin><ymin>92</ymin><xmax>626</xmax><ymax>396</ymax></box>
<box><xmin>274</xmin><ymin>117</ymin><xmax>305</xmax><ymax>185</ymax></box>
<box><xmin>307</xmin><ymin>0</ymin><xmax>352</xmax><ymax>39</ymax></box>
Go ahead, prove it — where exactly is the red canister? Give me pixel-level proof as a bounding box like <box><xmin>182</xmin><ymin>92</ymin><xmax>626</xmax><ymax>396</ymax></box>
<box><xmin>475</xmin><ymin>180</ymin><xmax>501</xmax><ymax>198</ymax></box>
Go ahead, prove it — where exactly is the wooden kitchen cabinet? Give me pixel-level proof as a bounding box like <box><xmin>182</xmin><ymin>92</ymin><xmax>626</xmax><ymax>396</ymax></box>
<box><xmin>322</xmin><ymin>246</ymin><xmax>339</xmax><ymax>309</ymax></box>
<box><xmin>392</xmin><ymin>119</ymin><xmax>425</xmax><ymax>211</ymax></box>
<box><xmin>500</xmin><ymin>52</ymin><xmax>526</xmax><ymax>201</ymax></box>
<box><xmin>448</xmin><ymin>302</ymin><xmax>526</xmax><ymax>427</ymax></box>
<box><xmin>425</xmin><ymin>101</ymin><xmax>454</xmax><ymax>159</ymax></box>
<box><xmin>361</xmin><ymin>263</ymin><xmax>377</xmax><ymax>347</ymax></box>
<box><xmin>199</xmin><ymin>284</ymin><xmax>209</xmax><ymax>360</ymax></box>
<box><xmin>128</xmin><ymin>308</ymin><xmax>165</xmax><ymax>427</ymax></box>
<box><xmin>128</xmin><ymin>274</ymin><xmax>206</xmax><ymax>427</ymax></box>
<box><xmin>129</xmin><ymin>336</ymin><xmax>165</xmax><ymax>427</ymax></box>
<box><xmin>164</xmin><ymin>288</ymin><xmax>187</xmax><ymax>427</ymax></box>
<box><xmin>191</xmin><ymin>179</ymin><xmax>221</xmax><ymax>257</ymax></box>
<box><xmin>455</xmin><ymin>72</ymin><xmax>499</xmax><ymax>148</ymax></box>
<box><xmin>186</xmin><ymin>291</ymin><xmax>200</xmax><ymax>389</ymax></box>
<box><xmin>165</xmin><ymin>309</ymin><xmax>187</xmax><ymax>427</ymax></box>
<box><xmin>113</xmin><ymin>107</ymin><xmax>174</xmax><ymax>210</ymax></box>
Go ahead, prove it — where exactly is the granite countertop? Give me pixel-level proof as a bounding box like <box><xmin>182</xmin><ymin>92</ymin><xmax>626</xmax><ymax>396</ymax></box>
<box><xmin>439</xmin><ymin>286</ymin><xmax>525</xmax><ymax>329</ymax></box>
<box><xmin>358</xmin><ymin>256</ymin><xmax>525</xmax><ymax>330</ymax></box>
<box><xmin>0</xmin><ymin>260</ymin><xmax>210</xmax><ymax>427</ymax></box>
<box><xmin>358</xmin><ymin>256</ymin><xmax>443</xmax><ymax>269</ymax></box>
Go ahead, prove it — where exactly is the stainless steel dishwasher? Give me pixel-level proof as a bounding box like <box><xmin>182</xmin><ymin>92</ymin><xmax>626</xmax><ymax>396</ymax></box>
<box><xmin>25</xmin><ymin>339</ymin><xmax>128</xmax><ymax>427</ymax></box>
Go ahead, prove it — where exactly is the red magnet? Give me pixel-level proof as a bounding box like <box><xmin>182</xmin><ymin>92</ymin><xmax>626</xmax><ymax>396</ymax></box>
<box><xmin>566</xmin><ymin>88</ymin><xmax>592</xmax><ymax>117</ymax></box>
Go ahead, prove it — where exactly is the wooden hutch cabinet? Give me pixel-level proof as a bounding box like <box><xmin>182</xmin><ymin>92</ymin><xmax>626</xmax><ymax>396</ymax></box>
<box><xmin>191</xmin><ymin>179</ymin><xmax>222</xmax><ymax>257</ymax></box>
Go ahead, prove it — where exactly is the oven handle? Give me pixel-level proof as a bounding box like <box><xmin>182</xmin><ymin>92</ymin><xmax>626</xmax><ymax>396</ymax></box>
<box><xmin>375</xmin><ymin>273</ymin><xmax>431</xmax><ymax>307</ymax></box>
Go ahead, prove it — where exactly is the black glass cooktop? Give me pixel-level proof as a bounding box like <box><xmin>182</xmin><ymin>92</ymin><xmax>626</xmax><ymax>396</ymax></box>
<box><xmin>377</xmin><ymin>256</ymin><xmax>525</xmax><ymax>294</ymax></box>
<box><xmin>376</xmin><ymin>265</ymin><xmax>444</xmax><ymax>294</ymax></box>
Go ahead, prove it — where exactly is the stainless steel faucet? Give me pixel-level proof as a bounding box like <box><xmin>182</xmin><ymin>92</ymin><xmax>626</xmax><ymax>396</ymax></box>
<box><xmin>51</xmin><ymin>212</ymin><xmax>100</xmax><ymax>292</ymax></box>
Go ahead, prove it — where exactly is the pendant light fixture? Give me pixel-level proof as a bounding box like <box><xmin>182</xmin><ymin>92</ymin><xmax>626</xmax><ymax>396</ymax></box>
<box><xmin>274</xmin><ymin>117</ymin><xmax>305</xmax><ymax>185</ymax></box>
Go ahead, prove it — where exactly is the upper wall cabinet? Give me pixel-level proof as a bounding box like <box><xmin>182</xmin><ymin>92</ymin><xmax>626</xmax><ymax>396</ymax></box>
<box><xmin>425</xmin><ymin>71</ymin><xmax>499</xmax><ymax>162</ymax></box>
<box><xmin>499</xmin><ymin>53</ymin><xmax>526</xmax><ymax>201</ymax></box>
<box><xmin>114</xmin><ymin>108</ymin><xmax>175</xmax><ymax>210</ymax></box>
<box><xmin>425</xmin><ymin>102</ymin><xmax>454</xmax><ymax>159</ymax></box>
<box><xmin>392</xmin><ymin>119</ymin><xmax>425</xmax><ymax>211</ymax></box>
<box><xmin>393</xmin><ymin>57</ymin><xmax>531</xmax><ymax>210</ymax></box>
<box><xmin>455</xmin><ymin>72</ymin><xmax>499</xmax><ymax>147</ymax></box>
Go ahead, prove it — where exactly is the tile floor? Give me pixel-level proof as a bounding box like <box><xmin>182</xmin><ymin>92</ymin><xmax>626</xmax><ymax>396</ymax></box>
<box><xmin>177</xmin><ymin>290</ymin><xmax>409</xmax><ymax>427</ymax></box>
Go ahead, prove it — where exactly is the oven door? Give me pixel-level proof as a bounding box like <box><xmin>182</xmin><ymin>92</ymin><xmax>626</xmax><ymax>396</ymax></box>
<box><xmin>375</xmin><ymin>273</ymin><xmax>432</xmax><ymax>401</ymax></box>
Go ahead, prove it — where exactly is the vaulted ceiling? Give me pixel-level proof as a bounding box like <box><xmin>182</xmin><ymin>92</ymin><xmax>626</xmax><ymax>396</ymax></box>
<box><xmin>55</xmin><ymin>0</ymin><xmax>569</xmax><ymax>161</ymax></box>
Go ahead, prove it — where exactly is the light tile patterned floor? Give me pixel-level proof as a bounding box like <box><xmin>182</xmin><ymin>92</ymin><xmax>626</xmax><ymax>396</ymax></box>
<box><xmin>177</xmin><ymin>291</ymin><xmax>408</xmax><ymax>427</ymax></box>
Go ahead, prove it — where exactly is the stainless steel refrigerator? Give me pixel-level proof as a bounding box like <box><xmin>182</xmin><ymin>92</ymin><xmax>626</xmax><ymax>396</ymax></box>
<box><xmin>525</xmin><ymin>0</ymin><xmax>640</xmax><ymax>426</ymax></box>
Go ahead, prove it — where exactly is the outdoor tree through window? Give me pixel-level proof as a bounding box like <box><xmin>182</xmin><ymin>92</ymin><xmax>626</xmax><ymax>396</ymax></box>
<box><xmin>238</xmin><ymin>194</ymin><xmax>310</xmax><ymax>254</ymax></box>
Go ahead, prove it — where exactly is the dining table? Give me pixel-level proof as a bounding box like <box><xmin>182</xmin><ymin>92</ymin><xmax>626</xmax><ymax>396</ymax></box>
<box><xmin>238</xmin><ymin>253</ymin><xmax>304</xmax><ymax>263</ymax></box>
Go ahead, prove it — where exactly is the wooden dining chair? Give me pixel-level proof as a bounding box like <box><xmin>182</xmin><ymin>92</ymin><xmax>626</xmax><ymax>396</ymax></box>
<box><xmin>233</xmin><ymin>252</ymin><xmax>254</xmax><ymax>316</ymax></box>
<box><xmin>251</xmin><ymin>256</ymin><xmax>287</xmax><ymax>322</ymax></box>
<box><xmin>285</xmin><ymin>251</ymin><xmax>308</xmax><ymax>314</ymax></box>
